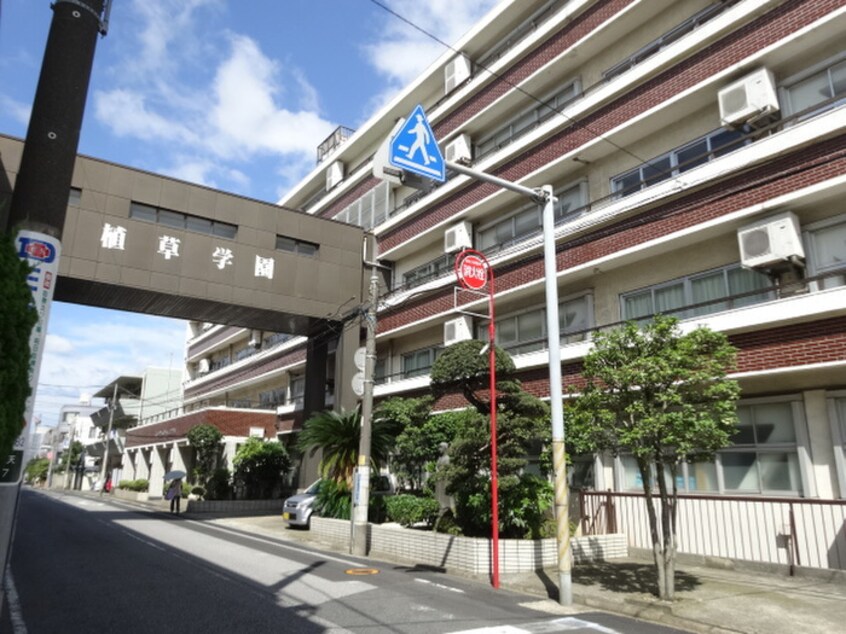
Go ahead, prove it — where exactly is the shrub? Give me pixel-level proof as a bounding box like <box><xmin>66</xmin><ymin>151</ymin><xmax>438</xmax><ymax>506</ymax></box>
<box><xmin>314</xmin><ymin>479</ymin><xmax>351</xmax><ymax>520</ymax></box>
<box><xmin>118</xmin><ymin>479</ymin><xmax>149</xmax><ymax>492</ymax></box>
<box><xmin>386</xmin><ymin>494</ymin><xmax>440</xmax><ymax>528</ymax></box>
<box><xmin>205</xmin><ymin>468</ymin><xmax>231</xmax><ymax>500</ymax></box>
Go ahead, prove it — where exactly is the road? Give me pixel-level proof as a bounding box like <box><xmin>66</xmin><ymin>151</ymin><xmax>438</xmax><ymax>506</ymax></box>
<box><xmin>4</xmin><ymin>489</ymin><xmax>688</xmax><ymax>633</ymax></box>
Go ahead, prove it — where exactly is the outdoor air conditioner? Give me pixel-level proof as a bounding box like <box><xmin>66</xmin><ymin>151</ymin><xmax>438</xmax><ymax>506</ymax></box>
<box><xmin>445</xmin><ymin>54</ymin><xmax>472</xmax><ymax>94</ymax></box>
<box><xmin>445</xmin><ymin>133</ymin><xmax>473</xmax><ymax>164</ymax></box>
<box><xmin>197</xmin><ymin>358</ymin><xmax>210</xmax><ymax>374</ymax></box>
<box><xmin>444</xmin><ymin>221</ymin><xmax>473</xmax><ymax>253</ymax></box>
<box><xmin>325</xmin><ymin>160</ymin><xmax>345</xmax><ymax>191</ymax></box>
<box><xmin>737</xmin><ymin>211</ymin><xmax>804</xmax><ymax>269</ymax></box>
<box><xmin>718</xmin><ymin>68</ymin><xmax>779</xmax><ymax>127</ymax></box>
<box><xmin>248</xmin><ymin>330</ymin><xmax>262</xmax><ymax>348</ymax></box>
<box><xmin>444</xmin><ymin>315</ymin><xmax>473</xmax><ymax>347</ymax></box>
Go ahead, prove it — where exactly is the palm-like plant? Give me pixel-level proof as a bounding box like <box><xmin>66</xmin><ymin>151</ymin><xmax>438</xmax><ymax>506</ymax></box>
<box><xmin>296</xmin><ymin>407</ymin><xmax>397</xmax><ymax>485</ymax></box>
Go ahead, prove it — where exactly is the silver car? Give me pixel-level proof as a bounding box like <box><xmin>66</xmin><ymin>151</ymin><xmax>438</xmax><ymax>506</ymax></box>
<box><xmin>282</xmin><ymin>479</ymin><xmax>321</xmax><ymax>528</ymax></box>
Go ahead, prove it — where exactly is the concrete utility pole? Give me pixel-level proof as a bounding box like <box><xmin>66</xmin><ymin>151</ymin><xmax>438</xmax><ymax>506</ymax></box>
<box><xmin>98</xmin><ymin>382</ymin><xmax>119</xmax><ymax>495</ymax></box>
<box><xmin>1</xmin><ymin>0</ymin><xmax>109</xmax><ymax>614</ymax></box>
<box><xmin>351</xmin><ymin>254</ymin><xmax>381</xmax><ymax>556</ymax></box>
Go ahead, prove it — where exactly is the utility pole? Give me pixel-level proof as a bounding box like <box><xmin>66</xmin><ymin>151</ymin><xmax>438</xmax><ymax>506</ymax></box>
<box><xmin>0</xmin><ymin>3</ymin><xmax>109</xmax><ymax>613</ymax></box>
<box><xmin>98</xmin><ymin>382</ymin><xmax>118</xmax><ymax>495</ymax></box>
<box><xmin>63</xmin><ymin>416</ymin><xmax>78</xmax><ymax>490</ymax></box>
<box><xmin>351</xmin><ymin>251</ymin><xmax>380</xmax><ymax>556</ymax></box>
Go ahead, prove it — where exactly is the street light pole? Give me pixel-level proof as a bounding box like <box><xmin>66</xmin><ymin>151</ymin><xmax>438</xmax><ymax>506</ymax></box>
<box><xmin>540</xmin><ymin>185</ymin><xmax>572</xmax><ymax>605</ymax></box>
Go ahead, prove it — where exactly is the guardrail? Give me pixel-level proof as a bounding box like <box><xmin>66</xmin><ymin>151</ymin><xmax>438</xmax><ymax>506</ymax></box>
<box><xmin>578</xmin><ymin>490</ymin><xmax>846</xmax><ymax>573</ymax></box>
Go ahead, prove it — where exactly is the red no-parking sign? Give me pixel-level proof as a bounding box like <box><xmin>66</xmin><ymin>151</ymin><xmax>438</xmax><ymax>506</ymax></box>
<box><xmin>455</xmin><ymin>250</ymin><xmax>489</xmax><ymax>290</ymax></box>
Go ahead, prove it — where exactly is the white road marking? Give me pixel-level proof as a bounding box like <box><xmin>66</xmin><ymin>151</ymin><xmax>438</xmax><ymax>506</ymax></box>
<box><xmin>446</xmin><ymin>618</ymin><xmax>621</xmax><ymax>634</ymax></box>
<box><xmin>414</xmin><ymin>577</ymin><xmax>465</xmax><ymax>593</ymax></box>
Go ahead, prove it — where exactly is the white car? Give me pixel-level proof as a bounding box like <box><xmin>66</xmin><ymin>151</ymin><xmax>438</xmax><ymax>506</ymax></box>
<box><xmin>282</xmin><ymin>475</ymin><xmax>396</xmax><ymax>529</ymax></box>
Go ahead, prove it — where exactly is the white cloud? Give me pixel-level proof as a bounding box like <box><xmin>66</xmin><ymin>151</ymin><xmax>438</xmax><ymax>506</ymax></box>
<box><xmin>94</xmin><ymin>89</ymin><xmax>199</xmax><ymax>144</ymax></box>
<box><xmin>363</xmin><ymin>0</ymin><xmax>501</xmax><ymax>88</ymax></box>
<box><xmin>0</xmin><ymin>94</ymin><xmax>31</xmax><ymax>126</ymax></box>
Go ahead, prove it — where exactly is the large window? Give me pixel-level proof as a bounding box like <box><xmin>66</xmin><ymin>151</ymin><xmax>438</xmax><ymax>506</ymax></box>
<box><xmin>621</xmin><ymin>264</ymin><xmax>772</xmax><ymax>322</ymax></box>
<box><xmin>276</xmin><ymin>235</ymin><xmax>319</xmax><ymax>256</ymax></box>
<box><xmin>603</xmin><ymin>2</ymin><xmax>733</xmax><ymax>81</ymax></box>
<box><xmin>477</xmin><ymin>294</ymin><xmax>592</xmax><ymax>355</ymax></box>
<box><xmin>783</xmin><ymin>55</ymin><xmax>846</xmax><ymax>119</ymax></box>
<box><xmin>612</xmin><ymin>128</ymin><xmax>745</xmax><ymax>197</ymax></box>
<box><xmin>619</xmin><ymin>400</ymin><xmax>804</xmax><ymax>495</ymax></box>
<box><xmin>805</xmin><ymin>215</ymin><xmax>846</xmax><ymax>290</ymax></box>
<box><xmin>475</xmin><ymin>80</ymin><xmax>581</xmax><ymax>160</ymax></box>
<box><xmin>401</xmin><ymin>346</ymin><xmax>442</xmax><ymax>379</ymax></box>
<box><xmin>477</xmin><ymin>182</ymin><xmax>586</xmax><ymax>253</ymax></box>
<box><xmin>333</xmin><ymin>180</ymin><xmax>391</xmax><ymax>230</ymax></box>
<box><xmin>402</xmin><ymin>254</ymin><xmax>453</xmax><ymax>290</ymax></box>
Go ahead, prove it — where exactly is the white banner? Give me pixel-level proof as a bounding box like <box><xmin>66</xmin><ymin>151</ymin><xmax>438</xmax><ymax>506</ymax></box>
<box><xmin>0</xmin><ymin>230</ymin><xmax>61</xmax><ymax>485</ymax></box>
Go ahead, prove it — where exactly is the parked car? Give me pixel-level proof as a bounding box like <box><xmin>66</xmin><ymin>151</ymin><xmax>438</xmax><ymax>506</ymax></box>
<box><xmin>282</xmin><ymin>475</ymin><xmax>396</xmax><ymax>529</ymax></box>
<box><xmin>282</xmin><ymin>479</ymin><xmax>321</xmax><ymax>528</ymax></box>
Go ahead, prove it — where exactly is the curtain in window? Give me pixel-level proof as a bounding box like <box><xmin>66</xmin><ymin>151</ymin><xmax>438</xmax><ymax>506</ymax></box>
<box><xmin>727</xmin><ymin>267</ymin><xmax>771</xmax><ymax>307</ymax></box>
<box><xmin>691</xmin><ymin>272</ymin><xmax>727</xmax><ymax>315</ymax></box>
<box><xmin>812</xmin><ymin>221</ymin><xmax>846</xmax><ymax>272</ymax></box>
<box><xmin>623</xmin><ymin>292</ymin><xmax>652</xmax><ymax>320</ymax></box>
<box><xmin>654</xmin><ymin>283</ymin><xmax>684</xmax><ymax>315</ymax></box>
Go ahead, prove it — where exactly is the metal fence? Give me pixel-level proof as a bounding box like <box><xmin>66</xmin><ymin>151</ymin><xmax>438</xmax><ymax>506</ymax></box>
<box><xmin>578</xmin><ymin>490</ymin><xmax>846</xmax><ymax>573</ymax></box>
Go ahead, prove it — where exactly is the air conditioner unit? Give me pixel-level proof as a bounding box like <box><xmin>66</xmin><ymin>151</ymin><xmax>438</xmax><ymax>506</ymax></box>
<box><xmin>445</xmin><ymin>133</ymin><xmax>472</xmax><ymax>164</ymax></box>
<box><xmin>444</xmin><ymin>221</ymin><xmax>473</xmax><ymax>253</ymax></box>
<box><xmin>444</xmin><ymin>315</ymin><xmax>473</xmax><ymax>347</ymax></box>
<box><xmin>718</xmin><ymin>68</ymin><xmax>779</xmax><ymax>127</ymax></box>
<box><xmin>248</xmin><ymin>330</ymin><xmax>262</xmax><ymax>348</ymax></box>
<box><xmin>445</xmin><ymin>54</ymin><xmax>472</xmax><ymax>94</ymax></box>
<box><xmin>197</xmin><ymin>358</ymin><xmax>210</xmax><ymax>374</ymax></box>
<box><xmin>737</xmin><ymin>211</ymin><xmax>804</xmax><ymax>269</ymax></box>
<box><xmin>325</xmin><ymin>160</ymin><xmax>345</xmax><ymax>190</ymax></box>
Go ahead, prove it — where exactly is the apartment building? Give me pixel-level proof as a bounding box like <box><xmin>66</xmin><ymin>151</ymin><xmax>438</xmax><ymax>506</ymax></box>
<box><xmin>185</xmin><ymin>0</ymin><xmax>846</xmax><ymax>516</ymax></box>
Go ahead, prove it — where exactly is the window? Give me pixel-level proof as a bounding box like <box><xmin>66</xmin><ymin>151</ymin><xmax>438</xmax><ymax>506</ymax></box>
<box><xmin>805</xmin><ymin>215</ymin><xmax>846</xmax><ymax>290</ymax></box>
<box><xmin>612</xmin><ymin>128</ymin><xmax>746</xmax><ymax>196</ymax></box>
<box><xmin>68</xmin><ymin>187</ymin><xmax>82</xmax><ymax>206</ymax></box>
<box><xmin>276</xmin><ymin>235</ymin><xmax>319</xmax><ymax>256</ymax></box>
<box><xmin>259</xmin><ymin>388</ymin><xmax>286</xmax><ymax>408</ymax></box>
<box><xmin>333</xmin><ymin>181</ymin><xmax>391</xmax><ymax>230</ymax></box>
<box><xmin>476</xmin><ymin>80</ymin><xmax>581</xmax><ymax>160</ymax></box>
<box><xmin>402</xmin><ymin>254</ymin><xmax>453</xmax><ymax>290</ymax></box>
<box><xmin>619</xmin><ymin>400</ymin><xmax>803</xmax><ymax>495</ymax></box>
<box><xmin>401</xmin><ymin>347</ymin><xmax>442</xmax><ymax>379</ymax></box>
<box><xmin>263</xmin><ymin>332</ymin><xmax>293</xmax><ymax>348</ymax></box>
<box><xmin>130</xmin><ymin>202</ymin><xmax>237</xmax><ymax>239</ymax></box>
<box><xmin>234</xmin><ymin>344</ymin><xmax>258</xmax><ymax>362</ymax></box>
<box><xmin>477</xmin><ymin>182</ymin><xmax>586</xmax><ymax>253</ymax></box>
<box><xmin>722</xmin><ymin>402</ymin><xmax>801</xmax><ymax>494</ymax></box>
<box><xmin>783</xmin><ymin>56</ymin><xmax>846</xmax><ymax>118</ymax></box>
<box><xmin>289</xmin><ymin>377</ymin><xmax>305</xmax><ymax>407</ymax></box>
<box><xmin>621</xmin><ymin>264</ymin><xmax>772</xmax><ymax>321</ymax></box>
<box><xmin>603</xmin><ymin>2</ymin><xmax>732</xmax><ymax>81</ymax></box>
<box><xmin>477</xmin><ymin>295</ymin><xmax>592</xmax><ymax>355</ymax></box>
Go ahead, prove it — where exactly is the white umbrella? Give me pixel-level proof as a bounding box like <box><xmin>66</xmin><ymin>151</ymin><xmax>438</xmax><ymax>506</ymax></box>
<box><xmin>164</xmin><ymin>470</ymin><xmax>186</xmax><ymax>481</ymax></box>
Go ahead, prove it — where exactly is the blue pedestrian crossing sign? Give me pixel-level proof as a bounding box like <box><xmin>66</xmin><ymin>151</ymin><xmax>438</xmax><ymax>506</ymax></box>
<box><xmin>389</xmin><ymin>105</ymin><xmax>445</xmax><ymax>182</ymax></box>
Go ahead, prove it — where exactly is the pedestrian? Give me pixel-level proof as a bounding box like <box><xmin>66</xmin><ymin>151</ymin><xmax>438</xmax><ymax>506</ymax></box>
<box><xmin>166</xmin><ymin>478</ymin><xmax>182</xmax><ymax>514</ymax></box>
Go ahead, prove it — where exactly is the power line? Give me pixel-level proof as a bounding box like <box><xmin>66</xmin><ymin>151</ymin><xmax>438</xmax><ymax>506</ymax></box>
<box><xmin>365</xmin><ymin>0</ymin><xmax>668</xmax><ymax>178</ymax></box>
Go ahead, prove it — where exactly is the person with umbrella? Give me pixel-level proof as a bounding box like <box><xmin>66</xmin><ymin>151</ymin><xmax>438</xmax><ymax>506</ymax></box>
<box><xmin>165</xmin><ymin>470</ymin><xmax>185</xmax><ymax>515</ymax></box>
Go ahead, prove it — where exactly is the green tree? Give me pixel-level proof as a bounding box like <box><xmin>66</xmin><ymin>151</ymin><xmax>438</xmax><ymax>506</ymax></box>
<box><xmin>233</xmin><ymin>438</ymin><xmax>291</xmax><ymax>499</ymax></box>
<box><xmin>25</xmin><ymin>457</ymin><xmax>50</xmax><ymax>484</ymax></box>
<box><xmin>567</xmin><ymin>315</ymin><xmax>740</xmax><ymax>600</ymax></box>
<box><xmin>187</xmin><ymin>424</ymin><xmax>222</xmax><ymax>485</ymax></box>
<box><xmin>0</xmin><ymin>233</ymin><xmax>38</xmax><ymax>460</ymax></box>
<box><xmin>431</xmin><ymin>340</ymin><xmax>551</xmax><ymax>538</ymax></box>
<box><xmin>296</xmin><ymin>406</ymin><xmax>396</xmax><ymax>486</ymax></box>
<box><xmin>375</xmin><ymin>396</ymin><xmax>451</xmax><ymax>490</ymax></box>
<box><xmin>59</xmin><ymin>440</ymin><xmax>83</xmax><ymax>473</ymax></box>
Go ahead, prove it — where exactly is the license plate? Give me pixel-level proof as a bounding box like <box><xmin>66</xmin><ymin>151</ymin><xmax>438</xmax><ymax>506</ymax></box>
<box><xmin>283</xmin><ymin>512</ymin><xmax>290</xmax><ymax>520</ymax></box>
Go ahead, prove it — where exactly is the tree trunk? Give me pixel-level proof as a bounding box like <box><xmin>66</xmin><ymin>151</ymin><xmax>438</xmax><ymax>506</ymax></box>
<box><xmin>637</xmin><ymin>459</ymin><xmax>663</xmax><ymax>597</ymax></box>
<box><xmin>655</xmin><ymin>457</ymin><xmax>677</xmax><ymax>601</ymax></box>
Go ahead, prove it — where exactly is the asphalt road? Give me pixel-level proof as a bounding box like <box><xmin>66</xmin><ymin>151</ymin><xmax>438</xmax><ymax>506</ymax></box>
<box><xmin>4</xmin><ymin>489</ymin><xmax>689</xmax><ymax>633</ymax></box>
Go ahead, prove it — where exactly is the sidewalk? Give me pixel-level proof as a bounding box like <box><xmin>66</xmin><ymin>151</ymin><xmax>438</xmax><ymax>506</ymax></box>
<box><xmin>204</xmin><ymin>512</ymin><xmax>846</xmax><ymax>634</ymax></box>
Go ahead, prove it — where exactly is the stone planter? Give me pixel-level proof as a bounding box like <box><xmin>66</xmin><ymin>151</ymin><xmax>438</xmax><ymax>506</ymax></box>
<box><xmin>113</xmin><ymin>488</ymin><xmax>149</xmax><ymax>502</ymax></box>
<box><xmin>310</xmin><ymin>517</ymin><xmax>627</xmax><ymax>575</ymax></box>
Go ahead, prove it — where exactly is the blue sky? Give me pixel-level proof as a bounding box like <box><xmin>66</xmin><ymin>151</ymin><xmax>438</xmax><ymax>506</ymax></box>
<box><xmin>1</xmin><ymin>0</ymin><xmax>499</xmax><ymax>428</ymax></box>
